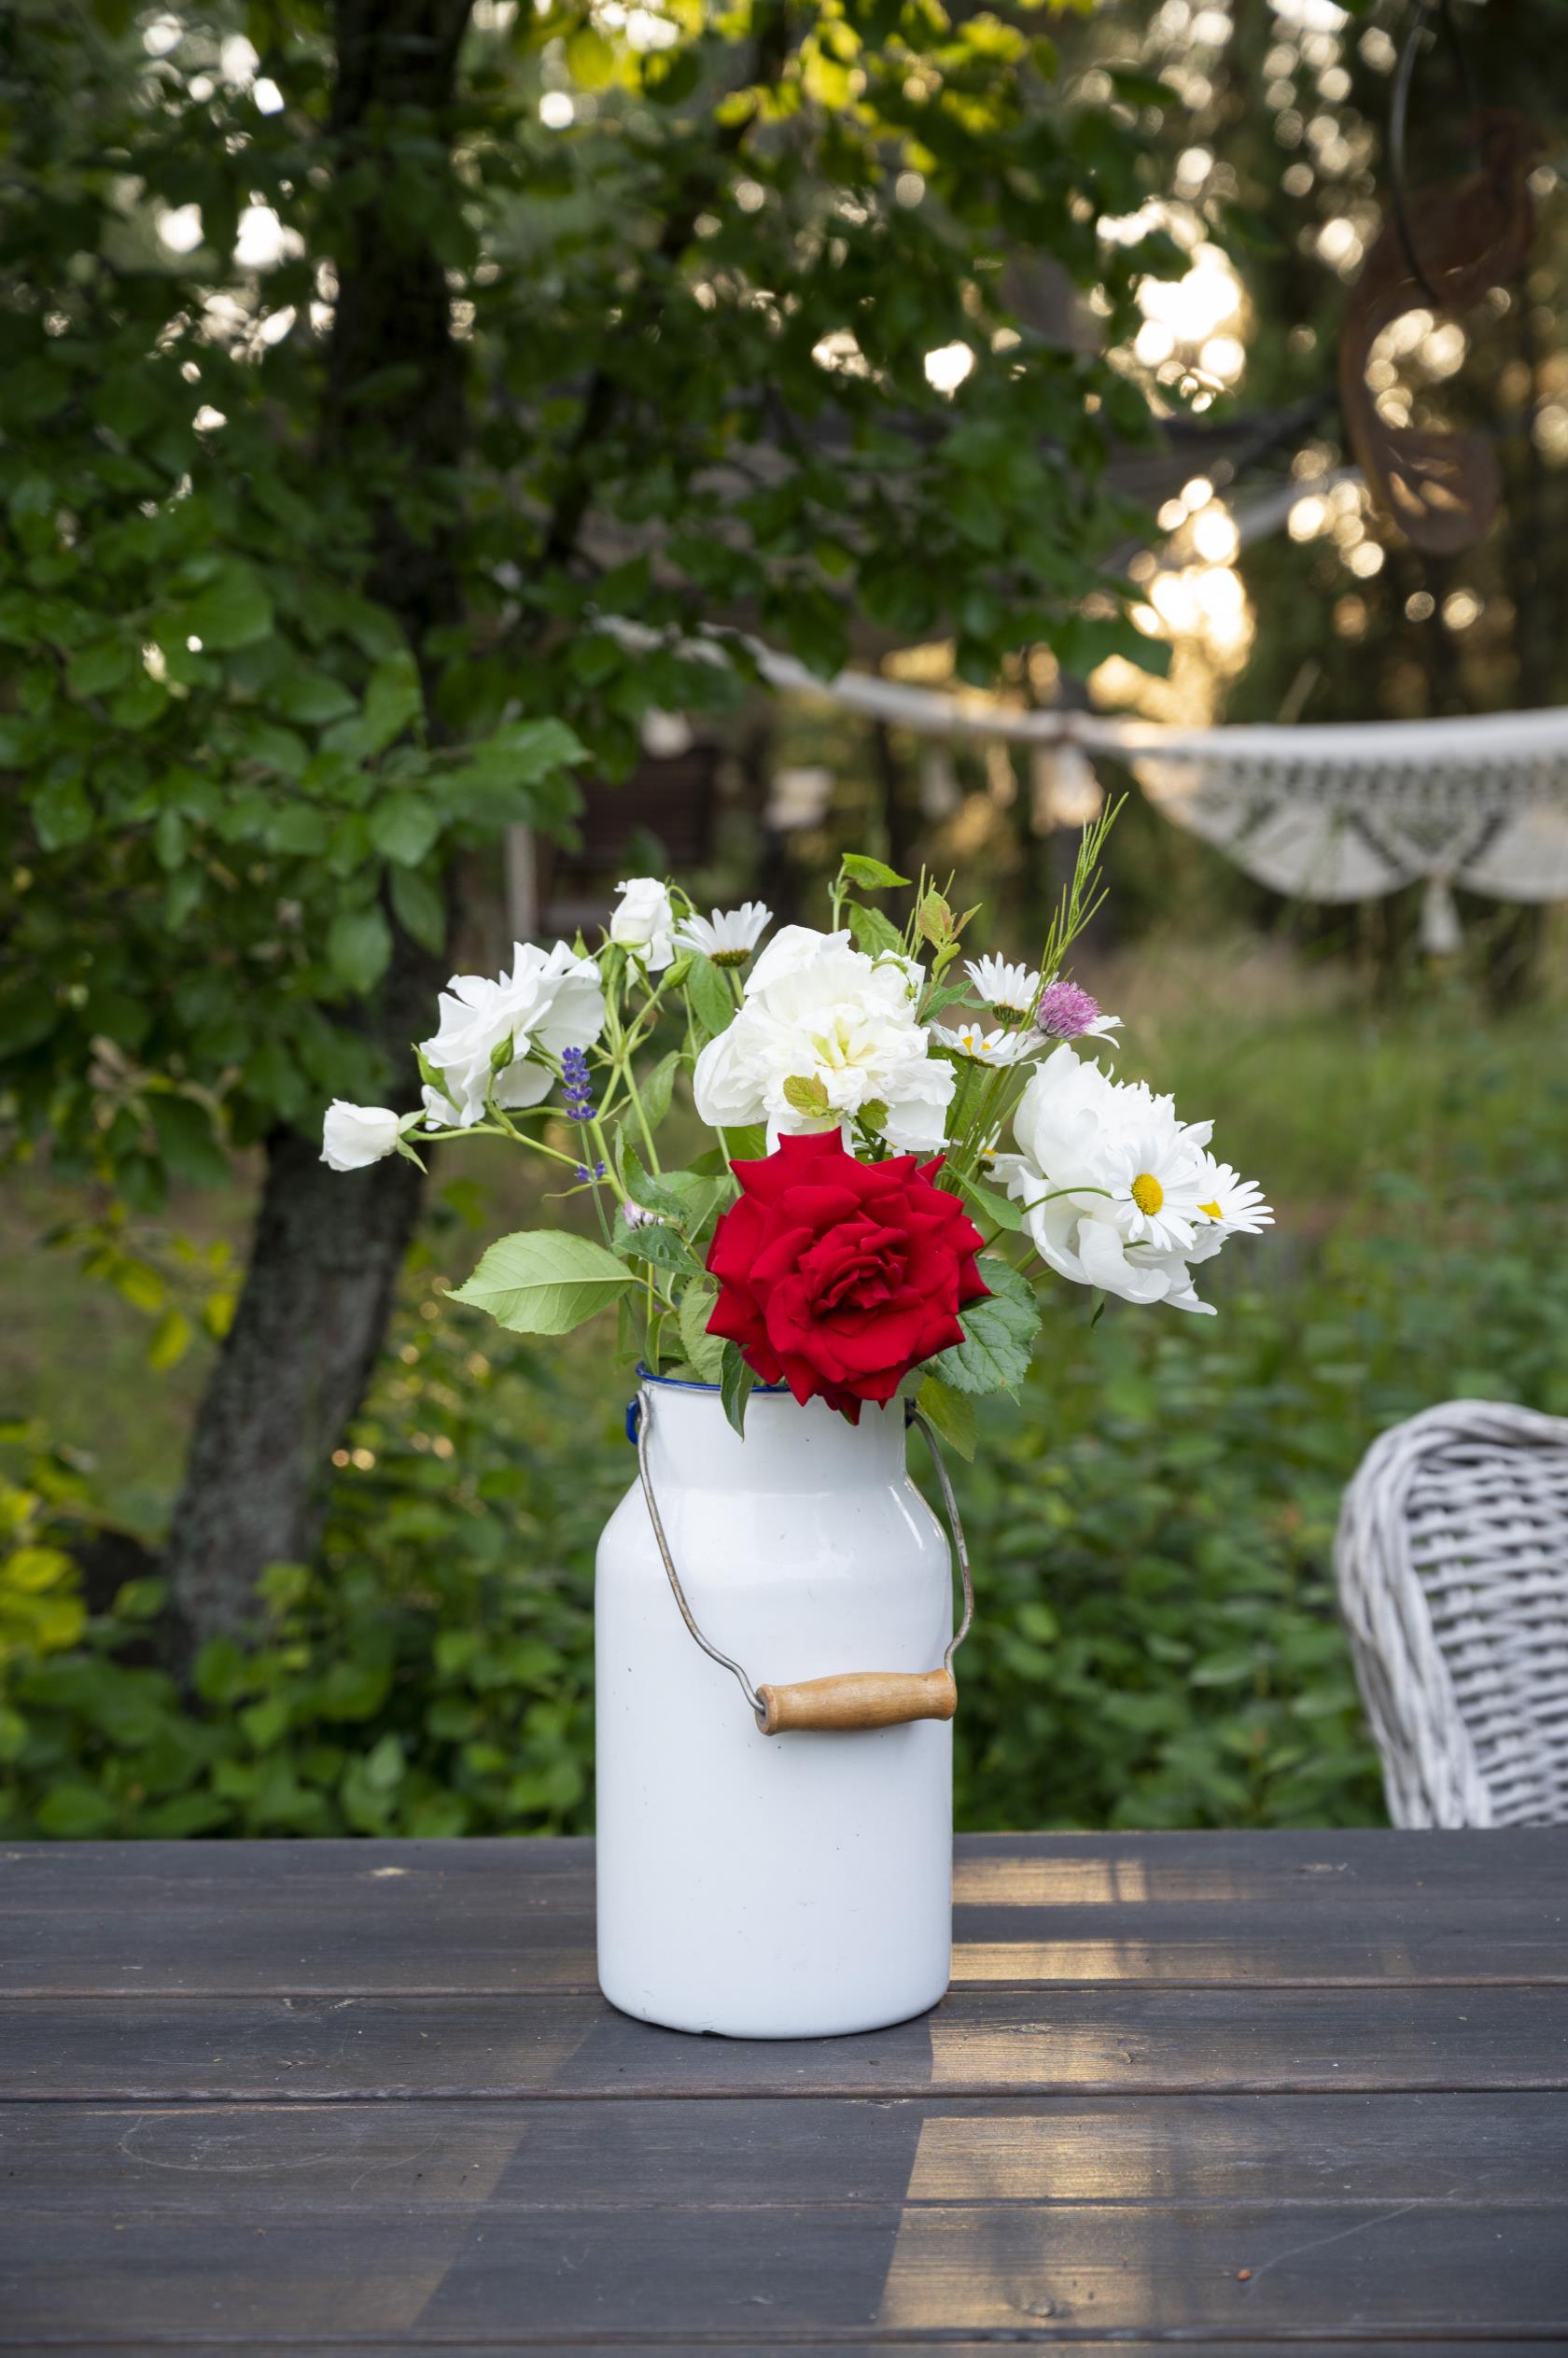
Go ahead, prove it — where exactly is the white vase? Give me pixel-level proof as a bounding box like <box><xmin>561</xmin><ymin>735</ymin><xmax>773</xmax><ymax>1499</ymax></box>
<box><xmin>595</xmin><ymin>1372</ymin><xmax>956</xmax><ymax>2039</ymax></box>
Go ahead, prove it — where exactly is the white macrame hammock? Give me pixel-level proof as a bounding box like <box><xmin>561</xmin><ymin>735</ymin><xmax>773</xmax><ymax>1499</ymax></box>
<box><xmin>752</xmin><ymin>648</ymin><xmax>1568</xmax><ymax>951</ymax></box>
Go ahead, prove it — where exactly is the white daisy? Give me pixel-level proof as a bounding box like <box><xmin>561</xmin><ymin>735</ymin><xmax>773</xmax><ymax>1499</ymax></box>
<box><xmin>673</xmin><ymin>900</ymin><xmax>772</xmax><ymax>968</ymax></box>
<box><xmin>1101</xmin><ymin>1105</ymin><xmax>1211</xmax><ymax>1256</ymax></box>
<box><xmin>1187</xmin><ymin>1154</ymin><xmax>1273</xmax><ymax>1263</ymax></box>
<box><xmin>947</xmin><ymin>1020</ymin><xmax>1034</xmax><ymax>1066</ymax></box>
<box><xmin>965</xmin><ymin>954</ymin><xmax>1041</xmax><ymax>1016</ymax></box>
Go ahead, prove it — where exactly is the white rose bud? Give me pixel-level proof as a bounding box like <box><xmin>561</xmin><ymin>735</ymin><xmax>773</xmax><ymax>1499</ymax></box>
<box><xmin>321</xmin><ymin>1102</ymin><xmax>403</xmax><ymax>1172</ymax></box>
<box><xmin>609</xmin><ymin>876</ymin><xmax>675</xmax><ymax>971</ymax></box>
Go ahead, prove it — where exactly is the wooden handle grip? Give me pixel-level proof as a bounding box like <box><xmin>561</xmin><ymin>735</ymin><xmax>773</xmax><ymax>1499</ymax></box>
<box><xmin>756</xmin><ymin>1668</ymin><xmax>957</xmax><ymax>1735</ymax></box>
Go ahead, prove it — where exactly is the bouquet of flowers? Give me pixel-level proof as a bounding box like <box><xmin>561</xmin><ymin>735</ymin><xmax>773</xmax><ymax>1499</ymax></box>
<box><xmin>321</xmin><ymin>825</ymin><xmax>1270</xmax><ymax>1453</ymax></box>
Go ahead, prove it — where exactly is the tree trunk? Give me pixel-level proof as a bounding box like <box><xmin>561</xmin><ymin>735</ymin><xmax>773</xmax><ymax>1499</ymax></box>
<box><xmin>162</xmin><ymin>0</ymin><xmax>472</xmax><ymax>1648</ymax></box>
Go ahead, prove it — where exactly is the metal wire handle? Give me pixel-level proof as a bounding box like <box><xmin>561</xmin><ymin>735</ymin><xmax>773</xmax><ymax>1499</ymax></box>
<box><xmin>632</xmin><ymin>1381</ymin><xmax>975</xmax><ymax>1731</ymax></box>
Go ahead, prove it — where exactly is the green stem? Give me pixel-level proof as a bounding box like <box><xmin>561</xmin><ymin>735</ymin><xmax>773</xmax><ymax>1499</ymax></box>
<box><xmin>621</xmin><ymin>1059</ymin><xmax>662</xmax><ymax>1172</ymax></box>
<box><xmin>588</xmin><ymin>1114</ymin><xmax>631</xmax><ymax>1207</ymax></box>
<box><xmin>427</xmin><ymin>1116</ymin><xmax>581</xmax><ymax>1171</ymax></box>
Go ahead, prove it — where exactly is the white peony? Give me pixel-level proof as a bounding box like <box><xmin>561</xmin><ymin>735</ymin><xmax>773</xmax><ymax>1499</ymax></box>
<box><xmin>419</xmin><ymin>1081</ymin><xmax>462</xmax><ymax>1130</ymax></box>
<box><xmin>995</xmin><ymin>1044</ymin><xmax>1218</xmax><ymax>1313</ymax></box>
<box><xmin>693</xmin><ymin>923</ymin><xmax>955</xmax><ymax>1153</ymax></box>
<box><xmin>419</xmin><ymin>941</ymin><xmax>605</xmax><ymax>1129</ymax></box>
<box><xmin>321</xmin><ymin>1102</ymin><xmax>402</xmax><ymax>1172</ymax></box>
<box><xmin>609</xmin><ymin>877</ymin><xmax>676</xmax><ymax>970</ymax></box>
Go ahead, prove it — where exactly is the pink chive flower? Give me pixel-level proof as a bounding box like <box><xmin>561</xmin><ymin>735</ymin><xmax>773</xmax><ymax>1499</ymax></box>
<box><xmin>1034</xmin><ymin>978</ymin><xmax>1104</xmax><ymax>1041</ymax></box>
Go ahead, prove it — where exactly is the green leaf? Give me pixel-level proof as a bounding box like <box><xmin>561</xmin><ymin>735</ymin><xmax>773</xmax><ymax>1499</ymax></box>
<box><xmin>35</xmin><ymin>1783</ymin><xmax>119</xmax><ymax>1838</ymax></box>
<box><xmin>918</xmin><ymin>889</ymin><xmax>954</xmax><ymax>945</ymax></box>
<box><xmin>32</xmin><ymin>775</ymin><xmax>92</xmax><ymax>849</ymax></box>
<box><xmin>274</xmin><ymin>672</ymin><xmax>357</xmax><ymax>725</ymax></box>
<box><xmin>840</xmin><ymin>852</ymin><xmax>911</xmax><ymax>891</ymax></box>
<box><xmin>67</xmin><ymin>639</ymin><xmax>133</xmax><ymax>698</ymax></box>
<box><xmin>370</xmin><ymin>792</ymin><xmax>440</xmax><ymax>866</ymax></box>
<box><xmin>846</xmin><ymin>901</ymin><xmax>904</xmax><ymax>958</ymax></box>
<box><xmin>328</xmin><ymin>905</ymin><xmax>393</xmax><ymax>995</ymax></box>
<box><xmin>1108</xmin><ymin>64</ymin><xmax>1175</xmax><ymax>106</ymax></box>
<box><xmin>921</xmin><ymin>979</ymin><xmax>977</xmax><ymax>1021</ymax></box>
<box><xmin>636</xmin><ymin>1168</ymin><xmax>727</xmax><ymax>1242</ymax></box>
<box><xmin>679</xmin><ymin>1277</ymin><xmax>727</xmax><ymax>1383</ymax></box>
<box><xmin>612</xmin><ymin>1212</ymin><xmax>698</xmax><ymax>1276</ymax></box>
<box><xmin>723</xmin><ymin>1123</ymin><xmax>767</xmax><ymax>1162</ymax></box>
<box><xmin>623</xmin><ymin>1160</ymin><xmax>691</xmax><ymax>1223</ymax></box>
<box><xmin>465</xmin><ymin>716</ymin><xmax>588</xmax><ymax>785</ymax></box>
<box><xmin>566</xmin><ymin>23</ymin><xmax>616</xmax><ymax>85</ymax></box>
<box><xmin>182</xmin><ymin>560</ymin><xmax>273</xmax><ymax>653</ymax></box>
<box><xmin>449</xmin><ymin>1230</ymin><xmax>632</xmax><ymax>1334</ymax></box>
<box><xmin>362</xmin><ymin>652</ymin><xmax>424</xmax><ymax>751</ymax></box>
<box><xmin>783</xmin><ymin>1073</ymin><xmax>830</xmax><ymax>1116</ymax></box>
<box><xmin>685</xmin><ymin>952</ymin><xmax>735</xmax><ymax>1038</ymax></box>
<box><xmin>147</xmin><ymin>1307</ymin><xmax>194</xmax><ymax>1370</ymax></box>
<box><xmin>915</xmin><ymin>1372</ymin><xmax>978</xmax><ymax>1462</ymax></box>
<box><xmin>720</xmin><ymin>1340</ymin><xmax>756</xmax><ymax>1437</ymax></box>
<box><xmin>389</xmin><ymin>863</ymin><xmax>446</xmax><ymax>953</ymax></box>
<box><xmin>638</xmin><ymin>1049</ymin><xmax>682</xmax><ymax>1133</ymax></box>
<box><xmin>954</xmin><ymin>1172</ymin><xmax>1025</xmax><ymax>1231</ymax></box>
<box><xmin>928</xmin><ymin>1256</ymin><xmax>1041</xmax><ymax>1396</ymax></box>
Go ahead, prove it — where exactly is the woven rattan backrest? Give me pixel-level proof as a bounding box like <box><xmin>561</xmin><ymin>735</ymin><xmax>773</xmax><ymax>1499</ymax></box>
<box><xmin>1336</xmin><ymin>1401</ymin><xmax>1568</xmax><ymax>1827</ymax></box>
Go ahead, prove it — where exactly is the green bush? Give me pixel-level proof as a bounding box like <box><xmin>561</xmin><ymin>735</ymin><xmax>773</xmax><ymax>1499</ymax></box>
<box><xmin>5</xmin><ymin>1128</ymin><xmax>1568</xmax><ymax>1838</ymax></box>
<box><xmin>0</xmin><ymin>1303</ymin><xmax>606</xmax><ymax>1838</ymax></box>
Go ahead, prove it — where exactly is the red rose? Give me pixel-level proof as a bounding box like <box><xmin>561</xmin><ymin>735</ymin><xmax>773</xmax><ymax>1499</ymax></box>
<box><xmin>706</xmin><ymin>1130</ymin><xmax>989</xmax><ymax>1422</ymax></box>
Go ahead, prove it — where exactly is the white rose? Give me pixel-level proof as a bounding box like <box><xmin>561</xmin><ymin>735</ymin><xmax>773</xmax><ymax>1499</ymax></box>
<box><xmin>693</xmin><ymin>924</ymin><xmax>954</xmax><ymax>1153</ymax></box>
<box><xmin>998</xmin><ymin>1044</ymin><xmax>1215</xmax><ymax>1313</ymax></box>
<box><xmin>321</xmin><ymin>1102</ymin><xmax>402</xmax><ymax>1172</ymax></box>
<box><xmin>609</xmin><ymin>877</ymin><xmax>675</xmax><ymax>970</ymax></box>
<box><xmin>419</xmin><ymin>940</ymin><xmax>604</xmax><ymax>1128</ymax></box>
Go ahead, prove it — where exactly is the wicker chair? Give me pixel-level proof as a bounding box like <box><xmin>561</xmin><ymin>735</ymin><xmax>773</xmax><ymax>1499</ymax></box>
<box><xmin>1336</xmin><ymin>1400</ymin><xmax>1568</xmax><ymax>1827</ymax></box>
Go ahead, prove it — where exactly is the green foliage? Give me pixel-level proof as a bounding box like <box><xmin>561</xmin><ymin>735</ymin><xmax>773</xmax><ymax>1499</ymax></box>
<box><xmin>0</xmin><ymin>1304</ymin><xmax>601</xmax><ymax>1837</ymax></box>
<box><xmin>0</xmin><ymin>8</ymin><xmax>592</xmax><ymax>1219</ymax></box>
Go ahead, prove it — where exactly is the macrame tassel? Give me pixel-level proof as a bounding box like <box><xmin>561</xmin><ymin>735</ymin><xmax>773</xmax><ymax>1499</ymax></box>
<box><xmin>917</xmin><ymin>743</ymin><xmax>961</xmax><ymax>819</ymax></box>
<box><xmin>1421</xmin><ymin>872</ymin><xmax>1463</xmax><ymax>956</ymax></box>
<box><xmin>1030</xmin><ymin>741</ymin><xmax>1104</xmax><ymax>831</ymax></box>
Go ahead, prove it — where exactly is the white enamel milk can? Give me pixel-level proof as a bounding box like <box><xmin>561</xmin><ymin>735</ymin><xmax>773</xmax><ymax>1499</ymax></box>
<box><xmin>594</xmin><ymin>1372</ymin><xmax>973</xmax><ymax>2039</ymax></box>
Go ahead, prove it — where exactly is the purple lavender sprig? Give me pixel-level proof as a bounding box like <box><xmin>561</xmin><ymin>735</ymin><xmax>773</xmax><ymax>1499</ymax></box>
<box><xmin>561</xmin><ymin>1046</ymin><xmax>596</xmax><ymax>1121</ymax></box>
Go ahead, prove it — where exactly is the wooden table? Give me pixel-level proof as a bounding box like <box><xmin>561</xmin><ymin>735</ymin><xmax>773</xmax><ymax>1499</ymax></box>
<box><xmin>3</xmin><ymin>1832</ymin><xmax>1566</xmax><ymax>2354</ymax></box>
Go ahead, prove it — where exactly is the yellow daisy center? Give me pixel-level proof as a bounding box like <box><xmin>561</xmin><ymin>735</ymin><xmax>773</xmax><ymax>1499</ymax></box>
<box><xmin>1199</xmin><ymin>1199</ymin><xmax>1222</xmax><ymax>1219</ymax></box>
<box><xmin>1130</xmin><ymin>1172</ymin><xmax>1164</xmax><ymax>1215</ymax></box>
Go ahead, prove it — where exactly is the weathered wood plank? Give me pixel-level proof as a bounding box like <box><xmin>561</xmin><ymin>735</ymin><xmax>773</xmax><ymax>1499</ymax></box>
<box><xmin>5</xmin><ymin>1986</ymin><xmax>1566</xmax><ymax>2101</ymax></box>
<box><xmin>28</xmin><ymin>2348</ymin><xmax>1557</xmax><ymax>2358</ymax></box>
<box><xmin>4</xmin><ymin>2093</ymin><xmax>1564</xmax><ymax>2211</ymax></box>
<box><xmin>13</xmin><ymin>1828</ymin><xmax>1568</xmax><ymax>1902</ymax></box>
<box><xmin>1</xmin><ymin>2199</ymin><xmax>1564</xmax><ymax>2340</ymax></box>
<box><xmin>4</xmin><ymin>1833</ymin><xmax>1564</xmax><ymax>1994</ymax></box>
